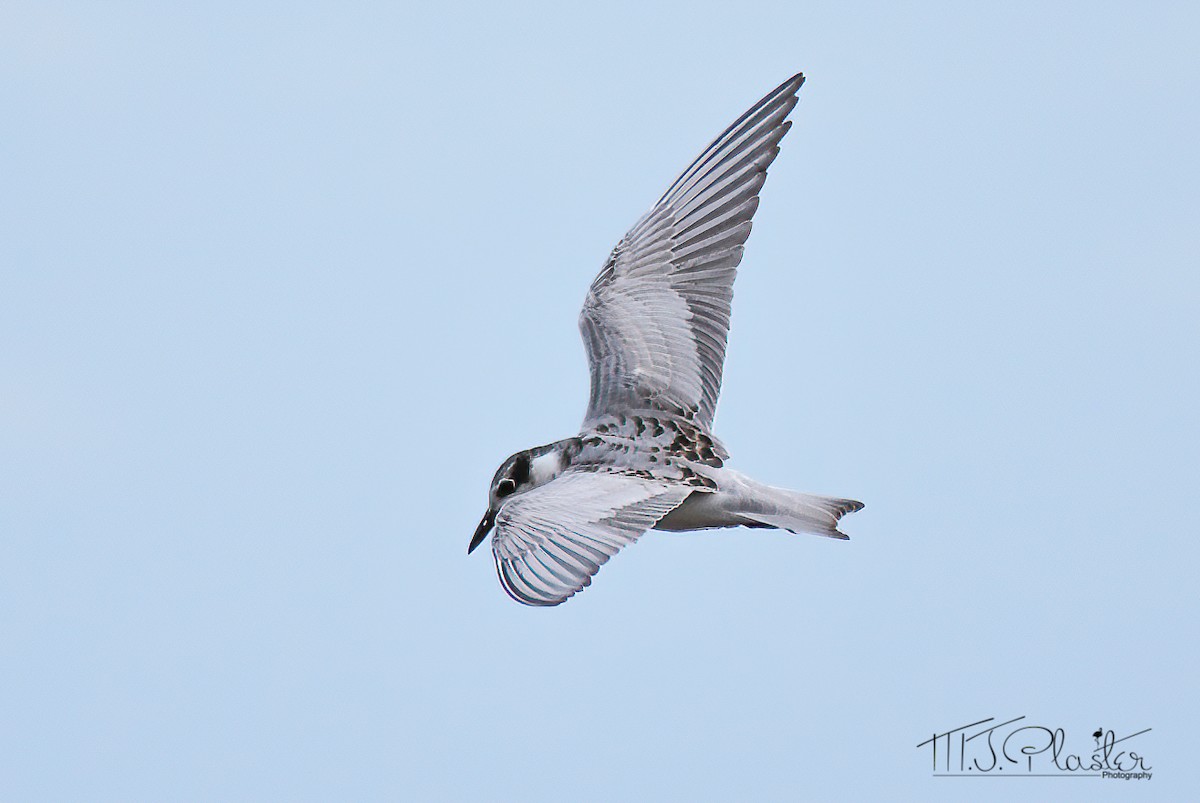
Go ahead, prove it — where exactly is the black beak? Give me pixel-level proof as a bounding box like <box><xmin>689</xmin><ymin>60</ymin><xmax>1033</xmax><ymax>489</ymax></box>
<box><xmin>468</xmin><ymin>510</ymin><xmax>495</xmax><ymax>554</ymax></box>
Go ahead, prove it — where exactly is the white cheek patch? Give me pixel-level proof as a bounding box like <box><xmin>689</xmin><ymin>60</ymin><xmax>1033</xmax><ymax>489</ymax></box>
<box><xmin>530</xmin><ymin>450</ymin><xmax>562</xmax><ymax>485</ymax></box>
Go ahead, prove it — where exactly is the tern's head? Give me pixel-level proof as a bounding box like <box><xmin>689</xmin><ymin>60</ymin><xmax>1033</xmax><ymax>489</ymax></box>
<box><xmin>487</xmin><ymin>451</ymin><xmax>533</xmax><ymax>509</ymax></box>
<box><xmin>469</xmin><ymin>444</ymin><xmax>570</xmax><ymax>554</ymax></box>
<box><xmin>468</xmin><ymin>450</ymin><xmax>533</xmax><ymax>554</ymax></box>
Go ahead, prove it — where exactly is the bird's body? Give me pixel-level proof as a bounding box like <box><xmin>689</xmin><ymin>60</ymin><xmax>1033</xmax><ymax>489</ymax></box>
<box><xmin>470</xmin><ymin>73</ymin><xmax>863</xmax><ymax>606</ymax></box>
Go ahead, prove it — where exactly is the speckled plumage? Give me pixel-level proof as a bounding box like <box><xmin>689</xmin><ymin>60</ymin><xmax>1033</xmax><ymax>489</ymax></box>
<box><xmin>469</xmin><ymin>74</ymin><xmax>863</xmax><ymax>606</ymax></box>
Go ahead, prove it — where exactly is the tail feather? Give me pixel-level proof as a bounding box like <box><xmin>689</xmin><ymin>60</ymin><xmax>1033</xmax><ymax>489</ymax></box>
<box><xmin>734</xmin><ymin>482</ymin><xmax>864</xmax><ymax>540</ymax></box>
<box><xmin>651</xmin><ymin>470</ymin><xmax>864</xmax><ymax>538</ymax></box>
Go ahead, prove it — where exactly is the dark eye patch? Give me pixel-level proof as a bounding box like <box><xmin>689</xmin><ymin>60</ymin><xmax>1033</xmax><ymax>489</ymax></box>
<box><xmin>511</xmin><ymin>455</ymin><xmax>530</xmax><ymax>485</ymax></box>
<box><xmin>497</xmin><ymin>478</ymin><xmax>517</xmax><ymax>496</ymax></box>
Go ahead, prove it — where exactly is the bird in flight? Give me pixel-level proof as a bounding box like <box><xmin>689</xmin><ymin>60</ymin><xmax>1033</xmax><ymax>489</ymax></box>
<box><xmin>470</xmin><ymin>73</ymin><xmax>862</xmax><ymax>605</ymax></box>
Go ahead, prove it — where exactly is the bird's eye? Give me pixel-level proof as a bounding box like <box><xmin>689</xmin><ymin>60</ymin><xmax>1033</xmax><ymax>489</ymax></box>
<box><xmin>497</xmin><ymin>478</ymin><xmax>517</xmax><ymax>497</ymax></box>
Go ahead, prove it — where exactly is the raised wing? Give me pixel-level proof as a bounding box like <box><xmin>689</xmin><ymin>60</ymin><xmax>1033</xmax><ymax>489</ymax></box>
<box><xmin>579</xmin><ymin>73</ymin><xmax>804</xmax><ymax>429</ymax></box>
<box><xmin>490</xmin><ymin>471</ymin><xmax>693</xmax><ymax>606</ymax></box>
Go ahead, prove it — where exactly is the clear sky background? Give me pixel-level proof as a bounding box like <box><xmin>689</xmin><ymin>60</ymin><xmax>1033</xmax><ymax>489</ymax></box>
<box><xmin>2</xmin><ymin>2</ymin><xmax>1197</xmax><ymax>800</ymax></box>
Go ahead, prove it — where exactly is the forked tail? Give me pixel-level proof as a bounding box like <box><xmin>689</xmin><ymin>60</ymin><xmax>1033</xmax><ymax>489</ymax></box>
<box><xmin>652</xmin><ymin>470</ymin><xmax>864</xmax><ymax>538</ymax></box>
<box><xmin>731</xmin><ymin>475</ymin><xmax>864</xmax><ymax>539</ymax></box>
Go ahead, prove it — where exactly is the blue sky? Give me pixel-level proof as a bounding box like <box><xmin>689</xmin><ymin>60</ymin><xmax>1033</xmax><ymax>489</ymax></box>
<box><xmin>2</xmin><ymin>2</ymin><xmax>1197</xmax><ymax>800</ymax></box>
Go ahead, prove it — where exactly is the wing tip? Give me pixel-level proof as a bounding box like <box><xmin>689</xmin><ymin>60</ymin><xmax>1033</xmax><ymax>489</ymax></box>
<box><xmin>772</xmin><ymin>72</ymin><xmax>805</xmax><ymax>104</ymax></box>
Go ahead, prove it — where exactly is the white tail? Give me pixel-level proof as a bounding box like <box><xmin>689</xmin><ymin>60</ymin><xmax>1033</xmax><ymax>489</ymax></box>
<box><xmin>735</xmin><ymin>484</ymin><xmax>863</xmax><ymax>539</ymax></box>
<box><xmin>653</xmin><ymin>469</ymin><xmax>863</xmax><ymax>538</ymax></box>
